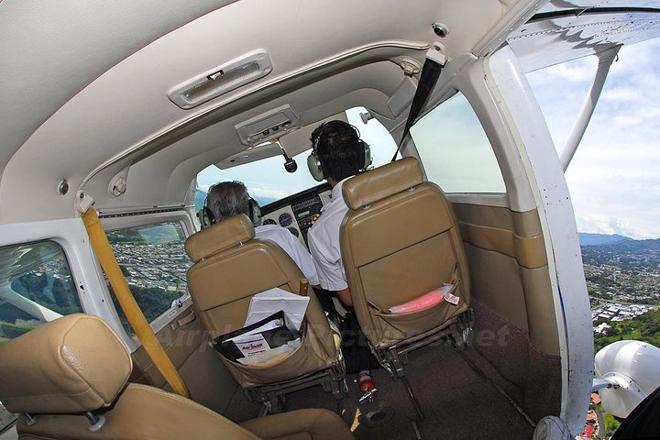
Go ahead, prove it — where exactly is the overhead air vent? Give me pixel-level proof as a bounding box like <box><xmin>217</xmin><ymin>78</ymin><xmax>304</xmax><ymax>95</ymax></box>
<box><xmin>168</xmin><ymin>50</ymin><xmax>273</xmax><ymax>109</ymax></box>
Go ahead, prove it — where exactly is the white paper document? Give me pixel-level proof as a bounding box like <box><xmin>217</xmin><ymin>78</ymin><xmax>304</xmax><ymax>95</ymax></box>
<box><xmin>245</xmin><ymin>287</ymin><xmax>310</xmax><ymax>331</ymax></box>
<box><xmin>236</xmin><ymin>338</ymin><xmax>302</xmax><ymax>366</ymax></box>
<box><xmin>234</xmin><ymin>334</ymin><xmax>270</xmax><ymax>357</ymax></box>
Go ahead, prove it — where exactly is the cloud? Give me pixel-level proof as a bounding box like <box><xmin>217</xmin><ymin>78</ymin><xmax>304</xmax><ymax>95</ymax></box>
<box><xmin>541</xmin><ymin>58</ymin><xmax>596</xmax><ymax>82</ymax></box>
<box><xmin>527</xmin><ymin>38</ymin><xmax>660</xmax><ymax>239</ymax></box>
<box><xmin>600</xmin><ymin>86</ymin><xmax>639</xmax><ymax>102</ymax></box>
<box><xmin>247</xmin><ymin>186</ymin><xmax>291</xmax><ymax>200</ymax></box>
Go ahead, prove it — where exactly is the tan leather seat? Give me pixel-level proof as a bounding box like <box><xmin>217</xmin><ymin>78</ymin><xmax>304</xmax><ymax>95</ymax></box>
<box><xmin>340</xmin><ymin>157</ymin><xmax>471</xmax><ymax>354</ymax></box>
<box><xmin>185</xmin><ymin>214</ymin><xmax>343</xmax><ymax>394</ymax></box>
<box><xmin>0</xmin><ymin>314</ymin><xmax>353</xmax><ymax>440</ymax></box>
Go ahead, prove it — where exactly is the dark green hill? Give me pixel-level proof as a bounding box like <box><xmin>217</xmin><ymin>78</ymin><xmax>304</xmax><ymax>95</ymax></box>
<box><xmin>594</xmin><ymin>310</ymin><xmax>660</xmax><ymax>352</ymax></box>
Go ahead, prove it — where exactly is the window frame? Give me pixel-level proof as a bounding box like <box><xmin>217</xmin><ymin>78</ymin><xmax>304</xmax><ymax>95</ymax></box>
<box><xmin>398</xmin><ymin>57</ymin><xmax>538</xmax><ymax>213</ymax></box>
<box><xmin>0</xmin><ymin>210</ymin><xmax>197</xmax><ymax>352</ymax></box>
<box><xmin>101</xmin><ymin>210</ymin><xmax>195</xmax><ymax>340</ymax></box>
<box><xmin>0</xmin><ymin>239</ymin><xmax>84</xmax><ymax>340</ymax></box>
<box><xmin>0</xmin><ymin>218</ymin><xmax>121</xmax><ymax>334</ymax></box>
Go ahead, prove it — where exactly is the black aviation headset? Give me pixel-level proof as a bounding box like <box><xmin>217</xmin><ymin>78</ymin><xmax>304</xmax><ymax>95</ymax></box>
<box><xmin>199</xmin><ymin>183</ymin><xmax>262</xmax><ymax>229</ymax></box>
<box><xmin>307</xmin><ymin>121</ymin><xmax>372</xmax><ymax>182</ymax></box>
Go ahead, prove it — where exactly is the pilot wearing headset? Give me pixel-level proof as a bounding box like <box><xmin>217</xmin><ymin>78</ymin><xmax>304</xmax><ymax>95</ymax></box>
<box><xmin>307</xmin><ymin>120</ymin><xmax>378</xmax><ymax>397</ymax></box>
<box><xmin>203</xmin><ymin>181</ymin><xmax>319</xmax><ymax>287</ymax></box>
<box><xmin>306</xmin><ymin>120</ymin><xmax>372</xmax><ymax>307</ymax></box>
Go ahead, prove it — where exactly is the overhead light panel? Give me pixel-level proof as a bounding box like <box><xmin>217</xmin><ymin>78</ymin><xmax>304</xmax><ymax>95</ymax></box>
<box><xmin>235</xmin><ymin>105</ymin><xmax>300</xmax><ymax>146</ymax></box>
<box><xmin>168</xmin><ymin>50</ymin><xmax>273</xmax><ymax>109</ymax></box>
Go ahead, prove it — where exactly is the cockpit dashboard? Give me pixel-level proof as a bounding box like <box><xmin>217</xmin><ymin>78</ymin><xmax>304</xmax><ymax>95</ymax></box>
<box><xmin>260</xmin><ymin>183</ymin><xmax>332</xmax><ymax>247</ymax></box>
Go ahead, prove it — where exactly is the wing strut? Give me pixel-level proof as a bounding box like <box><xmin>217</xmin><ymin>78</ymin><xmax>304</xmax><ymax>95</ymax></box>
<box><xmin>560</xmin><ymin>46</ymin><xmax>620</xmax><ymax>171</ymax></box>
<box><xmin>77</xmin><ymin>193</ymin><xmax>190</xmax><ymax>398</ymax></box>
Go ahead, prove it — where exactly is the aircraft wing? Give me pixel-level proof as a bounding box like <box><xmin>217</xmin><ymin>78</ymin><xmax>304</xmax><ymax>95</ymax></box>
<box><xmin>0</xmin><ymin>243</ymin><xmax>62</xmax><ymax>282</ymax></box>
<box><xmin>507</xmin><ymin>1</ymin><xmax>660</xmax><ymax>71</ymax></box>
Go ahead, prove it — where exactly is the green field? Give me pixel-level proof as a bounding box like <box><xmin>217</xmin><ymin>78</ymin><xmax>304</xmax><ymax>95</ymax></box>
<box><xmin>594</xmin><ymin>309</ymin><xmax>660</xmax><ymax>352</ymax></box>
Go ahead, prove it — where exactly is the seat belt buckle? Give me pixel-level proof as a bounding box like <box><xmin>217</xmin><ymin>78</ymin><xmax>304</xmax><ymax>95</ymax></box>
<box><xmin>425</xmin><ymin>42</ymin><xmax>447</xmax><ymax>67</ymax></box>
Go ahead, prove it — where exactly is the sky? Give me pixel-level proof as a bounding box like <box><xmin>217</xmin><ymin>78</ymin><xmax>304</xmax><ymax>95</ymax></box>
<box><xmin>199</xmin><ymin>38</ymin><xmax>660</xmax><ymax>239</ymax></box>
<box><xmin>527</xmin><ymin>39</ymin><xmax>660</xmax><ymax>239</ymax></box>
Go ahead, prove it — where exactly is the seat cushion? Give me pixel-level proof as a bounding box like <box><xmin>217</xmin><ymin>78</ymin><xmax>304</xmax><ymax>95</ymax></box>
<box><xmin>17</xmin><ymin>383</ymin><xmax>260</xmax><ymax>440</ymax></box>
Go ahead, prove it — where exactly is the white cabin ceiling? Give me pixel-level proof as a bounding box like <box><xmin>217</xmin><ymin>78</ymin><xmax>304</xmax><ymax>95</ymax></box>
<box><xmin>0</xmin><ymin>0</ymin><xmax>236</xmax><ymax>183</ymax></box>
<box><xmin>0</xmin><ymin>0</ymin><xmax>527</xmax><ymax>223</ymax></box>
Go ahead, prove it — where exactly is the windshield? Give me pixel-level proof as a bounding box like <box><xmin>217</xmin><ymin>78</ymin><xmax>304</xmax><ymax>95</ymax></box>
<box><xmin>196</xmin><ymin>107</ymin><xmax>397</xmax><ymax>206</ymax></box>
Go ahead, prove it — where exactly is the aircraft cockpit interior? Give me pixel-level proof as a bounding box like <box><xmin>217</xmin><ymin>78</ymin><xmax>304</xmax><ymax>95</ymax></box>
<box><xmin>2</xmin><ymin>1</ymin><xmax>660</xmax><ymax>440</ymax></box>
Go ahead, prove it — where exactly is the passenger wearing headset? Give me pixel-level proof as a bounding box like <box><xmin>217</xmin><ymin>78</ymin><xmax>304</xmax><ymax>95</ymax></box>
<box><xmin>306</xmin><ymin>120</ymin><xmax>372</xmax><ymax>307</ymax></box>
<box><xmin>204</xmin><ymin>181</ymin><xmax>319</xmax><ymax>287</ymax></box>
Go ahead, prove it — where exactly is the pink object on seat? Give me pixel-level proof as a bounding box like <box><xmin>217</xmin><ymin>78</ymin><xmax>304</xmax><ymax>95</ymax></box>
<box><xmin>388</xmin><ymin>288</ymin><xmax>445</xmax><ymax>314</ymax></box>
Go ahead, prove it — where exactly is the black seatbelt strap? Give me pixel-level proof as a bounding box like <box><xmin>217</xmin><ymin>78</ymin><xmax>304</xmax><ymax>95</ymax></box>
<box><xmin>391</xmin><ymin>46</ymin><xmax>447</xmax><ymax>162</ymax></box>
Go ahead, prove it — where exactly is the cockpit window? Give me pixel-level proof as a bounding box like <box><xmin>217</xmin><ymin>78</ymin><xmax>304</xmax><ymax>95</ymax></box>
<box><xmin>196</xmin><ymin>107</ymin><xmax>397</xmax><ymax>206</ymax></box>
<box><xmin>0</xmin><ymin>240</ymin><xmax>82</xmax><ymax>342</ymax></box>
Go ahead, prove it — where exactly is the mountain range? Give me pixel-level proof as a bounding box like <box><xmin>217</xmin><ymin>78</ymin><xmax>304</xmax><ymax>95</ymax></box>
<box><xmin>578</xmin><ymin>233</ymin><xmax>631</xmax><ymax>246</ymax></box>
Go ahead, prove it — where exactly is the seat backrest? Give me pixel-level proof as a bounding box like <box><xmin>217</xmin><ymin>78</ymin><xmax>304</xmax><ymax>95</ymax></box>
<box><xmin>0</xmin><ymin>314</ymin><xmax>259</xmax><ymax>440</ymax></box>
<box><xmin>340</xmin><ymin>157</ymin><xmax>471</xmax><ymax>349</ymax></box>
<box><xmin>185</xmin><ymin>214</ymin><xmax>311</xmax><ymax>337</ymax></box>
<box><xmin>185</xmin><ymin>215</ymin><xmax>338</xmax><ymax>388</ymax></box>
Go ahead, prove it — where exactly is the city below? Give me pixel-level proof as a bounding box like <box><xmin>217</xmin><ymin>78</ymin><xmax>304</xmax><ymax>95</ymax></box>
<box><xmin>579</xmin><ymin>233</ymin><xmax>660</xmax><ymax>350</ymax></box>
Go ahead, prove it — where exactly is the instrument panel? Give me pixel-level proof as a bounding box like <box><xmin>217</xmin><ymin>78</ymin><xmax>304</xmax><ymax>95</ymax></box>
<box><xmin>261</xmin><ymin>183</ymin><xmax>331</xmax><ymax>247</ymax></box>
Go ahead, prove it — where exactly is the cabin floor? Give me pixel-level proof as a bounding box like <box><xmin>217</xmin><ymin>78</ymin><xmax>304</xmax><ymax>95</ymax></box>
<box><xmin>224</xmin><ymin>341</ymin><xmax>536</xmax><ymax>439</ymax></box>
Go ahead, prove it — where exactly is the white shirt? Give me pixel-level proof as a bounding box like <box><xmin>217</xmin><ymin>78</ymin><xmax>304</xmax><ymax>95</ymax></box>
<box><xmin>308</xmin><ymin>177</ymin><xmax>351</xmax><ymax>291</ymax></box>
<box><xmin>255</xmin><ymin>224</ymin><xmax>319</xmax><ymax>286</ymax></box>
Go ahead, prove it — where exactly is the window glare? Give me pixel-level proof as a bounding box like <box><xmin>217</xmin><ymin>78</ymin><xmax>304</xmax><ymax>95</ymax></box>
<box><xmin>411</xmin><ymin>93</ymin><xmax>506</xmax><ymax>193</ymax></box>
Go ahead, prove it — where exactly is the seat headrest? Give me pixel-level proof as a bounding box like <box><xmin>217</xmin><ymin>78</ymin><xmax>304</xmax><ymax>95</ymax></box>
<box><xmin>0</xmin><ymin>314</ymin><xmax>132</xmax><ymax>415</ymax></box>
<box><xmin>185</xmin><ymin>214</ymin><xmax>255</xmax><ymax>262</ymax></box>
<box><xmin>342</xmin><ymin>157</ymin><xmax>424</xmax><ymax>210</ymax></box>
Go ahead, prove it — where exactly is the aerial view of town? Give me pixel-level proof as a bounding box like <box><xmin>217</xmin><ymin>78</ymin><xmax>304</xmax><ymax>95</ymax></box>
<box><xmin>580</xmin><ymin>234</ymin><xmax>660</xmax><ymax>351</ymax></box>
<box><xmin>105</xmin><ymin>222</ymin><xmax>192</xmax><ymax>327</ymax></box>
